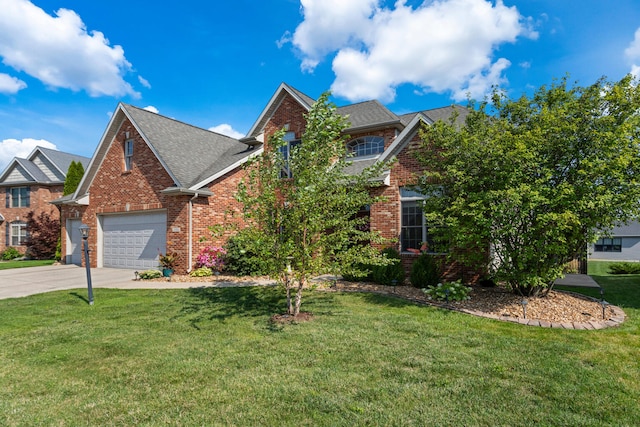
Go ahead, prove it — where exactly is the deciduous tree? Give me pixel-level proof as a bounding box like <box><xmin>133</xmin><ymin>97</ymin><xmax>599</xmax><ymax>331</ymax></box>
<box><xmin>235</xmin><ymin>92</ymin><xmax>391</xmax><ymax>316</ymax></box>
<box><xmin>417</xmin><ymin>75</ymin><xmax>640</xmax><ymax>296</ymax></box>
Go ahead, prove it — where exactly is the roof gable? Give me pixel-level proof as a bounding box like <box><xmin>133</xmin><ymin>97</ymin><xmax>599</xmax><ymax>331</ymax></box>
<box><xmin>73</xmin><ymin>103</ymin><xmax>257</xmax><ymax>199</ymax></box>
<box><xmin>242</xmin><ymin>83</ymin><xmax>316</xmax><ymax>144</ymax></box>
<box><xmin>0</xmin><ymin>146</ymin><xmax>90</xmax><ymax>186</ymax></box>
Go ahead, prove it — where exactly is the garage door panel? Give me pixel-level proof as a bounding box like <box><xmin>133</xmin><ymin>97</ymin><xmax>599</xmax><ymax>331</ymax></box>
<box><xmin>102</xmin><ymin>213</ymin><xmax>167</xmax><ymax>270</ymax></box>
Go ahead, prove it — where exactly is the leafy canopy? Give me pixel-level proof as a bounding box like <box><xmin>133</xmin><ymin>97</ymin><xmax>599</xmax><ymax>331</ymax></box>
<box><xmin>235</xmin><ymin>92</ymin><xmax>391</xmax><ymax>315</ymax></box>
<box><xmin>417</xmin><ymin>75</ymin><xmax>640</xmax><ymax>296</ymax></box>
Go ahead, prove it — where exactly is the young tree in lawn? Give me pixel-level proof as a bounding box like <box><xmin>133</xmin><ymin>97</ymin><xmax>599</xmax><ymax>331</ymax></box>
<box><xmin>235</xmin><ymin>92</ymin><xmax>391</xmax><ymax>316</ymax></box>
<box><xmin>63</xmin><ymin>160</ymin><xmax>85</xmax><ymax>196</ymax></box>
<box><xmin>417</xmin><ymin>75</ymin><xmax>640</xmax><ymax>296</ymax></box>
<box><xmin>25</xmin><ymin>210</ymin><xmax>60</xmax><ymax>259</ymax></box>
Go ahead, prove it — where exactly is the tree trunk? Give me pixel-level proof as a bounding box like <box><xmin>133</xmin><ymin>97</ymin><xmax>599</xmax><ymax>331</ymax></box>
<box><xmin>292</xmin><ymin>278</ymin><xmax>305</xmax><ymax>317</ymax></box>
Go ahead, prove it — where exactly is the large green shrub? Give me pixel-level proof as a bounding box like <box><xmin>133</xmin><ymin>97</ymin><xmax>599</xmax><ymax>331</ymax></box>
<box><xmin>224</xmin><ymin>230</ymin><xmax>270</xmax><ymax>276</ymax></box>
<box><xmin>608</xmin><ymin>262</ymin><xmax>640</xmax><ymax>275</ymax></box>
<box><xmin>370</xmin><ymin>247</ymin><xmax>405</xmax><ymax>286</ymax></box>
<box><xmin>410</xmin><ymin>253</ymin><xmax>441</xmax><ymax>288</ymax></box>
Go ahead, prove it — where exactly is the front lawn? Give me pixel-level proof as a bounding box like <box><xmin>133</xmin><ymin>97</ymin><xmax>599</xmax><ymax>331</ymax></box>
<box><xmin>0</xmin><ymin>259</ymin><xmax>56</xmax><ymax>270</ymax></box>
<box><xmin>0</xmin><ymin>267</ymin><xmax>638</xmax><ymax>425</ymax></box>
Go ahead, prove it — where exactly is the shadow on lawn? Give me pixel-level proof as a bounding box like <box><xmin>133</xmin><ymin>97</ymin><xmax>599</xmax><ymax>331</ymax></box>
<box><xmin>173</xmin><ymin>285</ymin><xmax>339</xmax><ymax>329</ymax></box>
<box><xmin>586</xmin><ymin>275</ymin><xmax>640</xmax><ymax>309</ymax></box>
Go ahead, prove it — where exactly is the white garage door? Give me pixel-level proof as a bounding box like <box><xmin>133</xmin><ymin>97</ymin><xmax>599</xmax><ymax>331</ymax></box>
<box><xmin>102</xmin><ymin>212</ymin><xmax>167</xmax><ymax>269</ymax></box>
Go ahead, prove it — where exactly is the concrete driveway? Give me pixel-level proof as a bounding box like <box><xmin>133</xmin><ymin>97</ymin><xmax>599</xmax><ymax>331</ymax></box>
<box><xmin>0</xmin><ymin>264</ymin><xmax>139</xmax><ymax>300</ymax></box>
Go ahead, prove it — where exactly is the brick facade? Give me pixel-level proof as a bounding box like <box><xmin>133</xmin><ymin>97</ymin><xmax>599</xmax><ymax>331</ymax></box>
<box><xmin>59</xmin><ymin>118</ymin><xmax>248</xmax><ymax>272</ymax></box>
<box><xmin>261</xmin><ymin>93</ymin><xmax>484</xmax><ymax>283</ymax></box>
<box><xmin>0</xmin><ymin>184</ymin><xmax>62</xmax><ymax>253</ymax></box>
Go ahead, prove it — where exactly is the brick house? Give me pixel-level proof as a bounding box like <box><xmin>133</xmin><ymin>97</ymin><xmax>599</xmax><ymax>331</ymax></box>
<box><xmin>55</xmin><ymin>83</ymin><xmax>479</xmax><ymax>279</ymax></box>
<box><xmin>242</xmin><ymin>83</ymin><xmax>476</xmax><ymax>280</ymax></box>
<box><xmin>54</xmin><ymin>103</ymin><xmax>259</xmax><ymax>271</ymax></box>
<box><xmin>0</xmin><ymin>147</ymin><xmax>90</xmax><ymax>254</ymax></box>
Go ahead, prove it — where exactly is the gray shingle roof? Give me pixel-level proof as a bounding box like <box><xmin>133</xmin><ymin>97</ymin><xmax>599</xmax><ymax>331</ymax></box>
<box><xmin>337</xmin><ymin>100</ymin><xmax>400</xmax><ymax>131</ymax></box>
<box><xmin>36</xmin><ymin>146</ymin><xmax>90</xmax><ymax>176</ymax></box>
<box><xmin>122</xmin><ymin>104</ymin><xmax>255</xmax><ymax>188</ymax></box>
<box><xmin>399</xmin><ymin>105</ymin><xmax>469</xmax><ymax>127</ymax></box>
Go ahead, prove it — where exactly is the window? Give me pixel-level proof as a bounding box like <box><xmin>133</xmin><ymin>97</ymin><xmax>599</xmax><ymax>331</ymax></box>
<box><xmin>594</xmin><ymin>237</ymin><xmax>622</xmax><ymax>252</ymax></box>
<box><xmin>124</xmin><ymin>139</ymin><xmax>134</xmax><ymax>171</ymax></box>
<box><xmin>10</xmin><ymin>222</ymin><xmax>27</xmax><ymax>246</ymax></box>
<box><xmin>400</xmin><ymin>187</ymin><xmax>435</xmax><ymax>253</ymax></box>
<box><xmin>6</xmin><ymin>187</ymin><xmax>29</xmax><ymax>208</ymax></box>
<box><xmin>346</xmin><ymin>136</ymin><xmax>384</xmax><ymax>158</ymax></box>
<box><xmin>279</xmin><ymin>131</ymin><xmax>301</xmax><ymax>178</ymax></box>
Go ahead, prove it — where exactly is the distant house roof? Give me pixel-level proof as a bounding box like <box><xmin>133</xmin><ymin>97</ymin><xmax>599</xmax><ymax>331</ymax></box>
<box><xmin>0</xmin><ymin>146</ymin><xmax>90</xmax><ymax>186</ymax></box>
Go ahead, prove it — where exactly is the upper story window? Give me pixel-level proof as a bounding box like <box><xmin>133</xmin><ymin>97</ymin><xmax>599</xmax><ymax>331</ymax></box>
<box><xmin>124</xmin><ymin>139</ymin><xmax>134</xmax><ymax>171</ymax></box>
<box><xmin>279</xmin><ymin>131</ymin><xmax>301</xmax><ymax>178</ymax></box>
<box><xmin>346</xmin><ymin>136</ymin><xmax>384</xmax><ymax>159</ymax></box>
<box><xmin>5</xmin><ymin>187</ymin><xmax>30</xmax><ymax>208</ymax></box>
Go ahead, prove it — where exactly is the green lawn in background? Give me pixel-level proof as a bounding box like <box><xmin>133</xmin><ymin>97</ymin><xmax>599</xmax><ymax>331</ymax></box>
<box><xmin>0</xmin><ymin>259</ymin><xmax>55</xmax><ymax>270</ymax></box>
<box><xmin>0</xmin><ymin>262</ymin><xmax>637</xmax><ymax>426</ymax></box>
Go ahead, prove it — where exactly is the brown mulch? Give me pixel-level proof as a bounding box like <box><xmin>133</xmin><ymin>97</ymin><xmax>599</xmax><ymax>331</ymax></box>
<box><xmin>328</xmin><ymin>281</ymin><xmax>612</xmax><ymax>324</ymax></box>
<box><xmin>149</xmin><ymin>274</ymin><xmax>612</xmax><ymax>324</ymax></box>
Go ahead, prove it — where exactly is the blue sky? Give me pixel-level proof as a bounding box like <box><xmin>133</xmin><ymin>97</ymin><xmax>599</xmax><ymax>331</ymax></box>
<box><xmin>1</xmin><ymin>0</ymin><xmax>640</xmax><ymax>170</ymax></box>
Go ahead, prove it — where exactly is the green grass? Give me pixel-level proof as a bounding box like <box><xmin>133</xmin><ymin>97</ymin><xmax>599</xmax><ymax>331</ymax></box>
<box><xmin>0</xmin><ymin>265</ymin><xmax>638</xmax><ymax>426</ymax></box>
<box><xmin>0</xmin><ymin>259</ymin><xmax>55</xmax><ymax>270</ymax></box>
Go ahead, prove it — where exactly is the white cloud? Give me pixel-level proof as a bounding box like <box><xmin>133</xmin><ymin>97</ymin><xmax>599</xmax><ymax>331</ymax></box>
<box><xmin>138</xmin><ymin>75</ymin><xmax>151</xmax><ymax>89</ymax></box>
<box><xmin>0</xmin><ymin>72</ymin><xmax>27</xmax><ymax>94</ymax></box>
<box><xmin>625</xmin><ymin>27</ymin><xmax>640</xmax><ymax>78</ymax></box>
<box><xmin>290</xmin><ymin>0</ymin><xmax>533</xmax><ymax>102</ymax></box>
<box><xmin>0</xmin><ymin>138</ymin><xmax>57</xmax><ymax>171</ymax></box>
<box><xmin>143</xmin><ymin>106</ymin><xmax>159</xmax><ymax>114</ymax></box>
<box><xmin>0</xmin><ymin>0</ymin><xmax>138</xmax><ymax>98</ymax></box>
<box><xmin>209</xmin><ymin>124</ymin><xmax>245</xmax><ymax>139</ymax></box>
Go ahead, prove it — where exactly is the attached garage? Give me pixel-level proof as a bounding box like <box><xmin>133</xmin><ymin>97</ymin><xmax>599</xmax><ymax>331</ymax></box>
<box><xmin>101</xmin><ymin>212</ymin><xmax>167</xmax><ymax>269</ymax></box>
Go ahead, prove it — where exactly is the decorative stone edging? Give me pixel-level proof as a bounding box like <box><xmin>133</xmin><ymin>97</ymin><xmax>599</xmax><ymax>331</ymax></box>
<box><xmin>329</xmin><ymin>286</ymin><xmax>627</xmax><ymax>330</ymax></box>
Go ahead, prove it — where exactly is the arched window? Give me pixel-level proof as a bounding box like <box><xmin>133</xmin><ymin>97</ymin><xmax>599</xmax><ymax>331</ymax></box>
<box><xmin>346</xmin><ymin>136</ymin><xmax>384</xmax><ymax>158</ymax></box>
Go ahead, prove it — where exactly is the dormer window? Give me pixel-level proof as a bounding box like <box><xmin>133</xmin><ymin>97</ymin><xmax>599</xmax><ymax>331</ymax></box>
<box><xmin>346</xmin><ymin>136</ymin><xmax>384</xmax><ymax>158</ymax></box>
<box><xmin>124</xmin><ymin>139</ymin><xmax>134</xmax><ymax>171</ymax></box>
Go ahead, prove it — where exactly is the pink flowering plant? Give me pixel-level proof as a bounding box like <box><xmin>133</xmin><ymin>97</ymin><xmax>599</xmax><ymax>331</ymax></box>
<box><xmin>195</xmin><ymin>246</ymin><xmax>227</xmax><ymax>272</ymax></box>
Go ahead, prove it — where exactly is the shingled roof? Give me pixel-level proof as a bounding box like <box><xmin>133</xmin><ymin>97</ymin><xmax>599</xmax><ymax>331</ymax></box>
<box><xmin>337</xmin><ymin>100</ymin><xmax>402</xmax><ymax>132</ymax></box>
<box><xmin>122</xmin><ymin>105</ymin><xmax>255</xmax><ymax>189</ymax></box>
<box><xmin>0</xmin><ymin>146</ymin><xmax>90</xmax><ymax>186</ymax></box>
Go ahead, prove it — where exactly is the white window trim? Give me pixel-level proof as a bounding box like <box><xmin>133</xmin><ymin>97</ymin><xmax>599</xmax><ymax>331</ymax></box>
<box><xmin>10</xmin><ymin>222</ymin><xmax>27</xmax><ymax>246</ymax></box>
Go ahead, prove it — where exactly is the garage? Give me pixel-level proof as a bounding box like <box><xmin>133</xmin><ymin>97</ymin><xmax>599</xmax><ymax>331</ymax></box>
<box><xmin>101</xmin><ymin>212</ymin><xmax>167</xmax><ymax>269</ymax></box>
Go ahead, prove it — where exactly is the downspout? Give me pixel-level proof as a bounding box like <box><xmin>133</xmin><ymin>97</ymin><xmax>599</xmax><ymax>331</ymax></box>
<box><xmin>187</xmin><ymin>193</ymin><xmax>199</xmax><ymax>273</ymax></box>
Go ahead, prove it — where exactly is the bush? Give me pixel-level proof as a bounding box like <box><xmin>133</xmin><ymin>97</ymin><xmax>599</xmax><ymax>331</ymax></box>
<box><xmin>1</xmin><ymin>247</ymin><xmax>23</xmax><ymax>261</ymax></box>
<box><xmin>370</xmin><ymin>247</ymin><xmax>405</xmax><ymax>286</ymax></box>
<box><xmin>138</xmin><ymin>270</ymin><xmax>162</xmax><ymax>279</ymax></box>
<box><xmin>341</xmin><ymin>262</ymin><xmax>373</xmax><ymax>282</ymax></box>
<box><xmin>410</xmin><ymin>252</ymin><xmax>441</xmax><ymax>288</ymax></box>
<box><xmin>423</xmin><ymin>281</ymin><xmax>472</xmax><ymax>302</ymax></box>
<box><xmin>190</xmin><ymin>267</ymin><xmax>213</xmax><ymax>277</ymax></box>
<box><xmin>608</xmin><ymin>262</ymin><xmax>640</xmax><ymax>275</ymax></box>
<box><xmin>195</xmin><ymin>246</ymin><xmax>226</xmax><ymax>272</ymax></box>
<box><xmin>224</xmin><ymin>230</ymin><xmax>270</xmax><ymax>276</ymax></box>
<box><xmin>25</xmin><ymin>210</ymin><xmax>60</xmax><ymax>259</ymax></box>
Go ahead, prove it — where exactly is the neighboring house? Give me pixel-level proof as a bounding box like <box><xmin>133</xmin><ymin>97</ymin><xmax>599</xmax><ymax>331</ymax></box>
<box><xmin>0</xmin><ymin>147</ymin><xmax>90</xmax><ymax>254</ymax></box>
<box><xmin>589</xmin><ymin>222</ymin><xmax>640</xmax><ymax>261</ymax></box>
<box><xmin>54</xmin><ymin>103</ymin><xmax>259</xmax><ymax>270</ymax></box>
<box><xmin>54</xmin><ymin>83</ymin><xmax>478</xmax><ymax>279</ymax></box>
